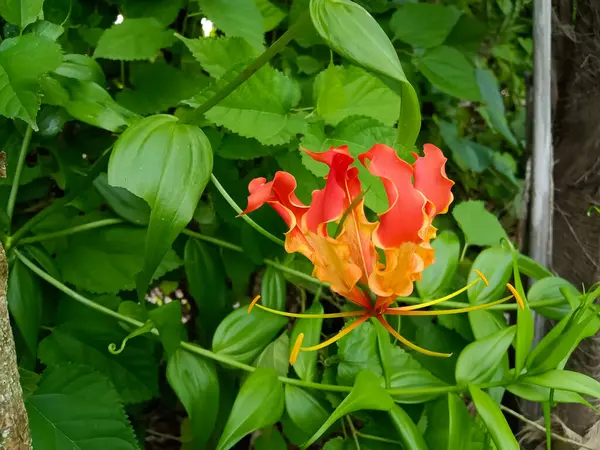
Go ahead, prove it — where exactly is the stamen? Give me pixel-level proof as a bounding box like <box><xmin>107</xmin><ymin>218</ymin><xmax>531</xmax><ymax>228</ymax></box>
<box><xmin>395</xmin><ymin>274</ymin><xmax>485</xmax><ymax>312</ymax></box>
<box><xmin>250</xmin><ymin>299</ymin><xmax>365</xmax><ymax>319</ymax></box>
<box><xmin>376</xmin><ymin>316</ymin><xmax>451</xmax><ymax>357</ymax></box>
<box><xmin>386</xmin><ymin>295</ymin><xmax>514</xmax><ymax>315</ymax></box>
<box><xmin>506</xmin><ymin>284</ymin><xmax>525</xmax><ymax>310</ymax></box>
<box><xmin>474</xmin><ymin>269</ymin><xmax>489</xmax><ymax>286</ymax></box>
<box><xmin>298</xmin><ymin>315</ymin><xmax>370</xmax><ymax>352</ymax></box>
<box><xmin>248</xmin><ymin>295</ymin><xmax>261</xmax><ymax>313</ymax></box>
<box><xmin>290</xmin><ymin>333</ymin><xmax>304</xmax><ymax>364</ymax></box>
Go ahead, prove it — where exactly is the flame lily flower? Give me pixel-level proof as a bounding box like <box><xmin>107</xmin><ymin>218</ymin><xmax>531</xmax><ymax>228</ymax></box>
<box><xmin>241</xmin><ymin>144</ymin><xmax>524</xmax><ymax>363</ymax></box>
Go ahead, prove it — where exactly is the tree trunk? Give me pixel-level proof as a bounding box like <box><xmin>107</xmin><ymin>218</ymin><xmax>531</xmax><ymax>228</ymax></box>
<box><xmin>0</xmin><ymin>243</ymin><xmax>31</xmax><ymax>449</ymax></box>
<box><xmin>551</xmin><ymin>0</ymin><xmax>600</xmax><ymax>440</ymax></box>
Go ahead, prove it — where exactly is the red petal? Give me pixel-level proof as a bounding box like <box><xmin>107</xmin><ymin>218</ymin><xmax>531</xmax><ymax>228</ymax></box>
<box><xmin>241</xmin><ymin>172</ymin><xmax>308</xmax><ymax>229</ymax></box>
<box><xmin>303</xmin><ymin>146</ymin><xmax>355</xmax><ymax>234</ymax></box>
<box><xmin>359</xmin><ymin>144</ymin><xmax>429</xmax><ymax>248</ymax></box>
<box><xmin>412</xmin><ymin>144</ymin><xmax>454</xmax><ymax>215</ymax></box>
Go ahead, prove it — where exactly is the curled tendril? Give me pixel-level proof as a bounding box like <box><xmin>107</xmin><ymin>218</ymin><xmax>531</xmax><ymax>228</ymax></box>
<box><xmin>108</xmin><ymin>320</ymin><xmax>154</xmax><ymax>355</ymax></box>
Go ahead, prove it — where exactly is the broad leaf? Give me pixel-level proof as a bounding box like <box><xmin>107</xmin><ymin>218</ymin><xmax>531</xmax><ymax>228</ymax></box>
<box><xmin>528</xmin><ymin>276</ymin><xmax>576</xmax><ymax>320</ymax></box>
<box><xmin>148</xmin><ymin>301</ymin><xmax>182</xmax><ymax>356</ymax></box>
<box><xmin>176</xmin><ymin>34</ymin><xmax>258</xmax><ymax>78</ymax></box>
<box><xmin>253</xmin><ymin>332</ymin><xmax>289</xmax><ymax>376</ymax></box>
<box><xmin>314</xmin><ymin>64</ymin><xmax>400</xmax><ymax>126</ymax></box>
<box><xmin>212</xmin><ymin>307</ymin><xmax>287</xmax><ymax>363</ymax></box>
<box><xmin>390</xmin><ymin>3</ymin><xmax>461</xmax><ymax>48</ymax></box>
<box><xmin>0</xmin><ymin>34</ymin><xmax>62</xmax><ymax>128</ymax></box>
<box><xmin>167</xmin><ymin>349</ymin><xmax>219</xmax><ymax>446</ymax></box>
<box><xmin>302</xmin><ymin>370</ymin><xmax>395</xmax><ymax>449</ymax></box>
<box><xmin>438</xmin><ymin>120</ymin><xmax>493</xmax><ymax>173</ymax></box>
<box><xmin>453</xmin><ymin>201</ymin><xmax>508</xmax><ymax>248</ymax></box>
<box><xmin>94</xmin><ymin>18</ymin><xmax>176</xmax><ymax>60</ymax></box>
<box><xmin>416</xmin><ymin>230</ymin><xmax>460</xmax><ymax>299</ymax></box>
<box><xmin>200</xmin><ymin>0</ymin><xmax>265</xmax><ymax>52</ymax></box>
<box><xmin>337</xmin><ymin>320</ymin><xmax>383</xmax><ymax>386</ymax></box>
<box><xmin>189</xmin><ymin>66</ymin><xmax>305</xmax><ymax>145</ymax></box>
<box><xmin>216</xmin><ymin>134</ymin><xmax>281</xmax><ymax>160</ymax></box>
<box><xmin>216</xmin><ymin>368</ymin><xmax>284</xmax><ymax>450</ymax></box>
<box><xmin>38</xmin><ymin>323</ymin><xmax>159</xmax><ymax>404</ymax></box>
<box><xmin>310</xmin><ymin>0</ymin><xmax>420</xmax><ymax>147</ymax></box>
<box><xmin>26</xmin><ymin>365</ymin><xmax>139</xmax><ymax>450</ymax></box>
<box><xmin>7</xmin><ymin>259</ymin><xmax>42</xmax><ymax>357</ymax></box>
<box><xmin>93</xmin><ymin>173</ymin><xmax>150</xmax><ymax>226</ymax></box>
<box><xmin>469</xmin><ymin>385</ymin><xmax>519</xmax><ymax>450</ymax></box>
<box><xmin>55</xmin><ymin>54</ymin><xmax>105</xmax><ymax>85</ymax></box>
<box><xmin>522</xmin><ymin>370</ymin><xmax>600</xmax><ymax>398</ymax></box>
<box><xmin>261</xmin><ymin>265</ymin><xmax>286</xmax><ymax>311</ymax></box>
<box><xmin>108</xmin><ymin>115</ymin><xmax>213</xmax><ymax>299</ymax></box>
<box><xmin>0</xmin><ymin>0</ymin><xmax>43</xmax><ymax>29</ymax></box>
<box><xmin>290</xmin><ymin>301</ymin><xmax>323</xmax><ymax>382</ymax></box>
<box><xmin>506</xmin><ymin>382</ymin><xmax>588</xmax><ymax>405</ymax></box>
<box><xmin>415</xmin><ymin>46</ymin><xmax>481</xmax><ymax>101</ymax></box>
<box><xmin>455</xmin><ymin>325</ymin><xmax>515</xmax><ymax>384</ymax></box>
<box><xmin>184</xmin><ymin>239</ymin><xmax>229</xmax><ymax>343</ymax></box>
<box><xmin>300</xmin><ymin>117</ymin><xmax>396</xmax><ymax>212</ymax></box>
<box><xmin>54</xmin><ymin>226</ymin><xmax>182</xmax><ymax>294</ymax></box>
<box><xmin>285</xmin><ymin>385</ymin><xmax>331</xmax><ymax>437</ymax></box>
<box><xmin>256</xmin><ymin>0</ymin><xmax>287</xmax><ymax>31</ymax></box>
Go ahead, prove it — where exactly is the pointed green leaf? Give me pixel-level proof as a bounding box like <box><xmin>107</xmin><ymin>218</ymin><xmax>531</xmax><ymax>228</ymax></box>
<box><xmin>108</xmin><ymin>115</ymin><xmax>213</xmax><ymax>299</ymax></box>
<box><xmin>388</xmin><ymin>405</ymin><xmax>429</xmax><ymax>450</ymax></box>
<box><xmin>453</xmin><ymin>201</ymin><xmax>508</xmax><ymax>248</ymax></box>
<box><xmin>469</xmin><ymin>385</ymin><xmax>519</xmax><ymax>450</ymax></box>
<box><xmin>216</xmin><ymin>368</ymin><xmax>284</xmax><ymax>450</ymax></box>
<box><xmin>390</xmin><ymin>3</ymin><xmax>461</xmax><ymax>48</ymax></box>
<box><xmin>527</xmin><ymin>276</ymin><xmax>576</xmax><ymax>320</ymax></box>
<box><xmin>261</xmin><ymin>265</ymin><xmax>286</xmax><ymax>311</ymax></box>
<box><xmin>0</xmin><ymin>0</ymin><xmax>43</xmax><ymax>29</ymax></box>
<box><xmin>523</xmin><ymin>370</ymin><xmax>600</xmax><ymax>398</ymax></box>
<box><xmin>148</xmin><ymin>301</ymin><xmax>183</xmax><ymax>356</ymax></box>
<box><xmin>256</xmin><ymin>0</ymin><xmax>287</xmax><ymax>31</ymax></box>
<box><xmin>94</xmin><ymin>18</ymin><xmax>176</xmax><ymax>60</ymax></box>
<box><xmin>507</xmin><ymin>382</ymin><xmax>588</xmax><ymax>405</ymax></box>
<box><xmin>7</xmin><ymin>259</ymin><xmax>42</xmax><ymax>358</ymax></box>
<box><xmin>455</xmin><ymin>325</ymin><xmax>515</xmax><ymax>384</ymax></box>
<box><xmin>26</xmin><ymin>365</ymin><xmax>139</xmax><ymax>450</ymax></box>
<box><xmin>167</xmin><ymin>349</ymin><xmax>219</xmax><ymax>446</ymax></box>
<box><xmin>416</xmin><ymin>231</ymin><xmax>460</xmax><ymax>299</ymax></box>
<box><xmin>302</xmin><ymin>370</ymin><xmax>395</xmax><ymax>449</ymax></box>
<box><xmin>290</xmin><ymin>301</ymin><xmax>323</xmax><ymax>381</ymax></box>
<box><xmin>285</xmin><ymin>385</ymin><xmax>331</xmax><ymax>437</ymax></box>
<box><xmin>253</xmin><ymin>332</ymin><xmax>289</xmax><ymax>376</ymax></box>
<box><xmin>93</xmin><ymin>173</ymin><xmax>150</xmax><ymax>226</ymax></box>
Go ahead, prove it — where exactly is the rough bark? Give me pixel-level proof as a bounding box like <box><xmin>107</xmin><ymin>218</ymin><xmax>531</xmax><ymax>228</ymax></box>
<box><xmin>0</xmin><ymin>227</ymin><xmax>31</xmax><ymax>446</ymax></box>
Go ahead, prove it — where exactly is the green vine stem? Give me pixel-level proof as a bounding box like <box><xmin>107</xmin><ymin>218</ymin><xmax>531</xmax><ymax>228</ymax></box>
<box><xmin>192</xmin><ymin>11</ymin><xmax>311</xmax><ymax>117</ymax></box>
<box><xmin>6</xmin><ymin>127</ymin><xmax>33</xmax><ymax>232</ymax></box>
<box><xmin>17</xmin><ymin>218</ymin><xmax>125</xmax><ymax>245</ymax></box>
<box><xmin>210</xmin><ymin>174</ymin><xmax>285</xmax><ymax>247</ymax></box>
<box><xmin>14</xmin><ymin>248</ymin><xmax>509</xmax><ymax>397</ymax></box>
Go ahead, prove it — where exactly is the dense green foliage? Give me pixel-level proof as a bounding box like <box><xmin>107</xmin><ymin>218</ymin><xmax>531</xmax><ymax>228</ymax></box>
<box><xmin>0</xmin><ymin>0</ymin><xmax>598</xmax><ymax>449</ymax></box>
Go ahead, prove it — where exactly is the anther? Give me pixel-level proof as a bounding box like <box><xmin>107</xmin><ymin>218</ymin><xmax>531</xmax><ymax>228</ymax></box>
<box><xmin>290</xmin><ymin>333</ymin><xmax>304</xmax><ymax>364</ymax></box>
<box><xmin>248</xmin><ymin>295</ymin><xmax>261</xmax><ymax>313</ymax></box>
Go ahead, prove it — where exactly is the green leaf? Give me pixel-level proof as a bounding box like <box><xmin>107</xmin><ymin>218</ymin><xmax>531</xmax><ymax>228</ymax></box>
<box><xmin>509</xmin><ymin>245</ymin><xmax>534</xmax><ymax>377</ymax></box>
<box><xmin>314</xmin><ymin>64</ymin><xmax>400</xmax><ymax>126</ymax></box>
<box><xmin>22</xmin><ymin>244</ymin><xmax>61</xmax><ymax>281</ymax></box>
<box><xmin>467</xmin><ymin>246</ymin><xmax>513</xmax><ymax>306</ymax></box>
<box><xmin>148</xmin><ymin>301</ymin><xmax>182</xmax><ymax>356</ymax></box>
<box><xmin>94</xmin><ymin>18</ymin><xmax>176</xmax><ymax>60</ymax></box>
<box><xmin>528</xmin><ymin>276</ymin><xmax>576</xmax><ymax>320</ymax></box>
<box><xmin>119</xmin><ymin>0</ymin><xmax>184</xmax><ymax>25</ymax></box>
<box><xmin>300</xmin><ymin>117</ymin><xmax>396</xmax><ymax>213</ymax></box>
<box><xmin>302</xmin><ymin>370</ymin><xmax>395</xmax><ymax>449</ymax></box>
<box><xmin>200</xmin><ymin>0</ymin><xmax>264</xmax><ymax>51</ymax></box>
<box><xmin>117</xmin><ymin>61</ymin><xmax>208</xmax><ymax>115</ymax></box>
<box><xmin>26</xmin><ymin>19</ymin><xmax>64</xmax><ymax>40</ymax></box>
<box><xmin>0</xmin><ymin>35</ymin><xmax>62</xmax><ymax>129</ymax></box>
<box><xmin>167</xmin><ymin>349</ymin><xmax>219</xmax><ymax>446</ymax></box>
<box><xmin>253</xmin><ymin>332</ymin><xmax>289</xmax><ymax>376</ymax></box>
<box><xmin>191</xmin><ymin>66</ymin><xmax>305</xmax><ymax>145</ymax></box>
<box><xmin>108</xmin><ymin>115</ymin><xmax>213</xmax><ymax>299</ymax></box>
<box><xmin>337</xmin><ymin>320</ymin><xmax>383</xmax><ymax>386</ymax></box>
<box><xmin>424</xmin><ymin>393</ymin><xmax>484</xmax><ymax>450</ymax></box>
<box><xmin>255</xmin><ymin>428</ymin><xmax>287</xmax><ymax>450</ymax></box>
<box><xmin>290</xmin><ymin>301</ymin><xmax>323</xmax><ymax>382</ymax></box>
<box><xmin>54</xmin><ymin>226</ymin><xmax>182</xmax><ymax>294</ymax></box>
<box><xmin>256</xmin><ymin>0</ymin><xmax>287</xmax><ymax>31</ymax></box>
<box><xmin>388</xmin><ymin>405</ymin><xmax>428</xmax><ymax>450</ymax></box>
<box><xmin>469</xmin><ymin>385</ymin><xmax>519</xmax><ymax>450</ymax></box>
<box><xmin>506</xmin><ymin>382</ymin><xmax>588</xmax><ymax>405</ymax></box>
<box><xmin>212</xmin><ymin>307</ymin><xmax>287</xmax><ymax>363</ymax></box>
<box><xmin>184</xmin><ymin>239</ymin><xmax>229</xmax><ymax>342</ymax></box>
<box><xmin>285</xmin><ymin>385</ymin><xmax>331</xmax><ymax>437</ymax></box>
<box><xmin>93</xmin><ymin>173</ymin><xmax>150</xmax><ymax>226</ymax></box>
<box><xmin>415</xmin><ymin>46</ymin><xmax>481</xmax><ymax>101</ymax></box>
<box><xmin>390</xmin><ymin>3</ymin><xmax>461</xmax><ymax>48</ymax></box>
<box><xmin>476</xmin><ymin>68</ymin><xmax>518</xmax><ymax>147</ymax></box>
<box><xmin>522</xmin><ymin>370</ymin><xmax>600</xmax><ymax>398</ymax></box>
<box><xmin>7</xmin><ymin>259</ymin><xmax>42</xmax><ymax>357</ymax></box>
<box><xmin>38</xmin><ymin>323</ymin><xmax>159</xmax><ymax>404</ymax></box>
<box><xmin>176</xmin><ymin>34</ymin><xmax>258</xmax><ymax>79</ymax></box>
<box><xmin>55</xmin><ymin>54</ymin><xmax>105</xmax><ymax>85</ymax></box>
<box><xmin>310</xmin><ymin>0</ymin><xmax>420</xmax><ymax>147</ymax></box>
<box><xmin>438</xmin><ymin>120</ymin><xmax>492</xmax><ymax>173</ymax></box>
<box><xmin>0</xmin><ymin>0</ymin><xmax>43</xmax><ymax>29</ymax></box>
<box><xmin>216</xmin><ymin>368</ymin><xmax>284</xmax><ymax>450</ymax></box>
<box><xmin>216</xmin><ymin>134</ymin><xmax>281</xmax><ymax>160</ymax></box>
<box><xmin>453</xmin><ymin>201</ymin><xmax>508</xmax><ymax>248</ymax></box>
<box><xmin>455</xmin><ymin>325</ymin><xmax>516</xmax><ymax>384</ymax></box>
<box><xmin>261</xmin><ymin>265</ymin><xmax>286</xmax><ymax>311</ymax></box>
<box><xmin>416</xmin><ymin>231</ymin><xmax>460</xmax><ymax>299</ymax></box>
<box><xmin>26</xmin><ymin>365</ymin><xmax>139</xmax><ymax>450</ymax></box>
